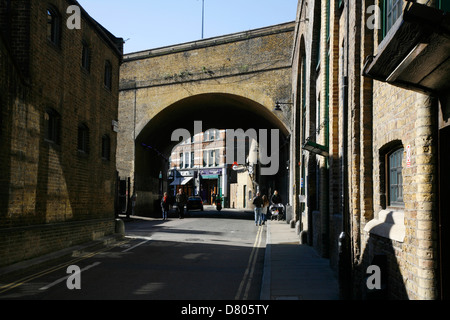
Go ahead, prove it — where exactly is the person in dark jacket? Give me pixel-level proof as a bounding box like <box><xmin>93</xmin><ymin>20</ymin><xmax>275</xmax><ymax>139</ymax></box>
<box><xmin>175</xmin><ymin>188</ymin><xmax>187</xmax><ymax>219</ymax></box>
<box><xmin>253</xmin><ymin>192</ymin><xmax>263</xmax><ymax>226</ymax></box>
<box><xmin>270</xmin><ymin>190</ymin><xmax>284</xmax><ymax>220</ymax></box>
<box><xmin>270</xmin><ymin>190</ymin><xmax>282</xmax><ymax>204</ymax></box>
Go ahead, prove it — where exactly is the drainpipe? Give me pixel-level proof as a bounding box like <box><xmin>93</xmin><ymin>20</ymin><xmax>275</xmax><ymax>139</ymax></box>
<box><xmin>338</xmin><ymin>0</ymin><xmax>352</xmax><ymax>300</ymax></box>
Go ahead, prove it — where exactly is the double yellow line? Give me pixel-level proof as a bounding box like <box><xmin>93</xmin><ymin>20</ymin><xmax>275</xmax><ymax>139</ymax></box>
<box><xmin>0</xmin><ymin>240</ymin><xmax>129</xmax><ymax>295</ymax></box>
<box><xmin>235</xmin><ymin>226</ymin><xmax>264</xmax><ymax>300</ymax></box>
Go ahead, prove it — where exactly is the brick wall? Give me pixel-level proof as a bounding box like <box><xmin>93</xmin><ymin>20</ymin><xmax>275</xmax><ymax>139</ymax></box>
<box><xmin>0</xmin><ymin>0</ymin><xmax>123</xmax><ymax>267</ymax></box>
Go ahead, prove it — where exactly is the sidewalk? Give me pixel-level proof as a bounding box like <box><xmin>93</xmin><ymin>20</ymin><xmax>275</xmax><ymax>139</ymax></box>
<box><xmin>260</xmin><ymin>220</ymin><xmax>340</xmax><ymax>300</ymax></box>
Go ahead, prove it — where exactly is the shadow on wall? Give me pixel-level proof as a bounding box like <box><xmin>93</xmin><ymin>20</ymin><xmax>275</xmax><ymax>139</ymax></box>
<box><xmin>357</xmin><ymin>210</ymin><xmax>409</xmax><ymax>300</ymax></box>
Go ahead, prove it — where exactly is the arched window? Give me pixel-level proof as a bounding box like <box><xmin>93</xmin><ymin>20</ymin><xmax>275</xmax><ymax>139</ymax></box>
<box><xmin>44</xmin><ymin>108</ymin><xmax>60</xmax><ymax>144</ymax></box>
<box><xmin>101</xmin><ymin>134</ymin><xmax>110</xmax><ymax>161</ymax></box>
<box><xmin>379</xmin><ymin>141</ymin><xmax>404</xmax><ymax>208</ymax></box>
<box><xmin>82</xmin><ymin>41</ymin><xmax>91</xmax><ymax>72</ymax></box>
<box><xmin>77</xmin><ymin>123</ymin><xmax>89</xmax><ymax>154</ymax></box>
<box><xmin>388</xmin><ymin>147</ymin><xmax>404</xmax><ymax>206</ymax></box>
<box><xmin>47</xmin><ymin>6</ymin><xmax>61</xmax><ymax>45</ymax></box>
<box><xmin>104</xmin><ymin>60</ymin><xmax>112</xmax><ymax>90</ymax></box>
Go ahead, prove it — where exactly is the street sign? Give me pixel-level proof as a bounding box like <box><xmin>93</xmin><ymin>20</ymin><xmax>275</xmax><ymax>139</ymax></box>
<box><xmin>406</xmin><ymin>145</ymin><xmax>411</xmax><ymax>168</ymax></box>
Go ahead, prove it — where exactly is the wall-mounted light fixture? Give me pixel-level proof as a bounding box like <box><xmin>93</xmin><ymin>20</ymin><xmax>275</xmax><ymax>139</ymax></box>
<box><xmin>274</xmin><ymin>101</ymin><xmax>294</xmax><ymax>111</ymax></box>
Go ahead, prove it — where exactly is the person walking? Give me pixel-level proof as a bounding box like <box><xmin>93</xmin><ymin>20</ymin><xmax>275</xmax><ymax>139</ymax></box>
<box><xmin>161</xmin><ymin>192</ymin><xmax>170</xmax><ymax>220</ymax></box>
<box><xmin>175</xmin><ymin>188</ymin><xmax>187</xmax><ymax>219</ymax></box>
<box><xmin>262</xmin><ymin>194</ymin><xmax>269</xmax><ymax>225</ymax></box>
<box><xmin>252</xmin><ymin>192</ymin><xmax>263</xmax><ymax>226</ymax></box>
<box><xmin>270</xmin><ymin>190</ymin><xmax>284</xmax><ymax>220</ymax></box>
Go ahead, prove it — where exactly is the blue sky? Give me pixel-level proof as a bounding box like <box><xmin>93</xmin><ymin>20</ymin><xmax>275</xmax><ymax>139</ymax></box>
<box><xmin>77</xmin><ymin>0</ymin><xmax>299</xmax><ymax>54</ymax></box>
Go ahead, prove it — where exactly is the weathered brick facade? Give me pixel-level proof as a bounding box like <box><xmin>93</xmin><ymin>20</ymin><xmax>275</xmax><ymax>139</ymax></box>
<box><xmin>0</xmin><ymin>0</ymin><xmax>123</xmax><ymax>267</ymax></box>
<box><xmin>292</xmin><ymin>0</ymin><xmax>446</xmax><ymax>299</ymax></box>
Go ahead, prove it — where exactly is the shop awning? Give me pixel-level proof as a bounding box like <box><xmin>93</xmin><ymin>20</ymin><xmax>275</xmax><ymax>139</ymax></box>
<box><xmin>201</xmin><ymin>175</ymin><xmax>219</xmax><ymax>179</ymax></box>
<box><xmin>170</xmin><ymin>177</ymin><xmax>193</xmax><ymax>186</ymax></box>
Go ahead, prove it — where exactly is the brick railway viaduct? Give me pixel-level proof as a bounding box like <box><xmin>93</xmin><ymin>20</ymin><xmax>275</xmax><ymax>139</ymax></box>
<box><xmin>117</xmin><ymin>22</ymin><xmax>296</xmax><ymax>215</ymax></box>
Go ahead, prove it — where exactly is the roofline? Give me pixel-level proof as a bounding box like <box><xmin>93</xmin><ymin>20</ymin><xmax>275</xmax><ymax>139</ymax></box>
<box><xmin>69</xmin><ymin>0</ymin><xmax>123</xmax><ymax>58</ymax></box>
<box><xmin>123</xmin><ymin>21</ymin><xmax>296</xmax><ymax>62</ymax></box>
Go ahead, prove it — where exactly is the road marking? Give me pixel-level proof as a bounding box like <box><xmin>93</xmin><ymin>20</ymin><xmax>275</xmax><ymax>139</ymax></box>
<box><xmin>0</xmin><ymin>240</ymin><xmax>129</xmax><ymax>295</ymax></box>
<box><xmin>121</xmin><ymin>239</ymin><xmax>149</xmax><ymax>252</ymax></box>
<box><xmin>39</xmin><ymin>261</ymin><xmax>101</xmax><ymax>291</ymax></box>
<box><xmin>235</xmin><ymin>226</ymin><xmax>264</xmax><ymax>300</ymax></box>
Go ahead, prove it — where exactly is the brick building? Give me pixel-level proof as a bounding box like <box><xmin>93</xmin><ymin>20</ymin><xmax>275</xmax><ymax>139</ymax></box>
<box><xmin>291</xmin><ymin>0</ymin><xmax>449</xmax><ymax>299</ymax></box>
<box><xmin>0</xmin><ymin>0</ymin><xmax>123</xmax><ymax>267</ymax></box>
<box><xmin>169</xmin><ymin>128</ymin><xmax>228</xmax><ymax>204</ymax></box>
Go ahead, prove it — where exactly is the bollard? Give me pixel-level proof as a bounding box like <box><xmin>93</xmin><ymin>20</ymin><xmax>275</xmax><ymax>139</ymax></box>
<box><xmin>115</xmin><ymin>218</ymin><xmax>125</xmax><ymax>236</ymax></box>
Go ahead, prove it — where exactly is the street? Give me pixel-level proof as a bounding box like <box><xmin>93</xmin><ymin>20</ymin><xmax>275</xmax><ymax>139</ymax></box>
<box><xmin>0</xmin><ymin>208</ymin><xmax>266</xmax><ymax>300</ymax></box>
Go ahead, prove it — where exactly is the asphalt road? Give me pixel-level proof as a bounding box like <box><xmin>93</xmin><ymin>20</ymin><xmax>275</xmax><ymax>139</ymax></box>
<box><xmin>0</xmin><ymin>208</ymin><xmax>266</xmax><ymax>300</ymax></box>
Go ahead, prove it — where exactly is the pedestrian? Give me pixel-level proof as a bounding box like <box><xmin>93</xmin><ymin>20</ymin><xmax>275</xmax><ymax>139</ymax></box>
<box><xmin>131</xmin><ymin>192</ymin><xmax>137</xmax><ymax>216</ymax></box>
<box><xmin>270</xmin><ymin>190</ymin><xmax>282</xmax><ymax>204</ymax></box>
<box><xmin>176</xmin><ymin>188</ymin><xmax>187</xmax><ymax>219</ymax></box>
<box><xmin>270</xmin><ymin>190</ymin><xmax>283</xmax><ymax>220</ymax></box>
<box><xmin>252</xmin><ymin>192</ymin><xmax>263</xmax><ymax>226</ymax></box>
<box><xmin>262</xmin><ymin>195</ymin><xmax>269</xmax><ymax>225</ymax></box>
<box><xmin>161</xmin><ymin>192</ymin><xmax>170</xmax><ymax>220</ymax></box>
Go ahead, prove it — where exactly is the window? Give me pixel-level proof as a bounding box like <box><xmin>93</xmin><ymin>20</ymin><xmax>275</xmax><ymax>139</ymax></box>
<box><xmin>190</xmin><ymin>152</ymin><xmax>194</xmax><ymax>168</ymax></box>
<box><xmin>179</xmin><ymin>152</ymin><xmax>184</xmax><ymax>169</ymax></box>
<box><xmin>203</xmin><ymin>150</ymin><xmax>218</xmax><ymax>167</ymax></box>
<box><xmin>388</xmin><ymin>147</ymin><xmax>404</xmax><ymax>206</ymax></box>
<box><xmin>47</xmin><ymin>7</ymin><xmax>60</xmax><ymax>46</ymax></box>
<box><xmin>104</xmin><ymin>60</ymin><xmax>112</xmax><ymax>90</ymax></box>
<box><xmin>77</xmin><ymin>123</ymin><xmax>89</xmax><ymax>154</ymax></box>
<box><xmin>44</xmin><ymin>108</ymin><xmax>60</xmax><ymax>144</ymax></box>
<box><xmin>209</xmin><ymin>150</ymin><xmax>214</xmax><ymax>167</ymax></box>
<box><xmin>215</xmin><ymin>149</ymin><xmax>219</xmax><ymax>166</ymax></box>
<box><xmin>82</xmin><ymin>41</ymin><xmax>91</xmax><ymax>72</ymax></box>
<box><xmin>101</xmin><ymin>135</ymin><xmax>110</xmax><ymax>161</ymax></box>
<box><xmin>184</xmin><ymin>152</ymin><xmax>189</xmax><ymax>168</ymax></box>
<box><xmin>383</xmin><ymin>0</ymin><xmax>403</xmax><ymax>38</ymax></box>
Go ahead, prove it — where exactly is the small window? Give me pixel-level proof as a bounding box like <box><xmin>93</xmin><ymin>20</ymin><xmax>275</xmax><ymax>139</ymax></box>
<box><xmin>104</xmin><ymin>60</ymin><xmax>112</xmax><ymax>90</ymax></box>
<box><xmin>82</xmin><ymin>41</ymin><xmax>91</xmax><ymax>72</ymax></box>
<box><xmin>388</xmin><ymin>147</ymin><xmax>404</xmax><ymax>206</ymax></box>
<box><xmin>383</xmin><ymin>0</ymin><xmax>403</xmax><ymax>38</ymax></box>
<box><xmin>47</xmin><ymin>7</ymin><xmax>60</xmax><ymax>46</ymax></box>
<box><xmin>179</xmin><ymin>152</ymin><xmax>184</xmax><ymax>169</ymax></box>
<box><xmin>101</xmin><ymin>134</ymin><xmax>110</xmax><ymax>161</ymax></box>
<box><xmin>190</xmin><ymin>152</ymin><xmax>194</xmax><ymax>168</ymax></box>
<box><xmin>77</xmin><ymin>123</ymin><xmax>89</xmax><ymax>154</ymax></box>
<box><xmin>45</xmin><ymin>108</ymin><xmax>60</xmax><ymax>144</ymax></box>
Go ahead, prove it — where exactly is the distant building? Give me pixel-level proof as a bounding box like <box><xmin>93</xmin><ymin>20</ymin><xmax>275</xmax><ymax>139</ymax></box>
<box><xmin>169</xmin><ymin>129</ymin><xmax>227</xmax><ymax>204</ymax></box>
<box><xmin>0</xmin><ymin>0</ymin><xmax>123</xmax><ymax>267</ymax></box>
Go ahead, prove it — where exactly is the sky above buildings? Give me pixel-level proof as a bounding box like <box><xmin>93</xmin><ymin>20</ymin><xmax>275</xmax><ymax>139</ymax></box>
<box><xmin>77</xmin><ymin>0</ymin><xmax>299</xmax><ymax>54</ymax></box>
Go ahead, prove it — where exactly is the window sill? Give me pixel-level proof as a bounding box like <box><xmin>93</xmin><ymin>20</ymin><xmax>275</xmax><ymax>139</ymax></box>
<box><xmin>364</xmin><ymin>209</ymin><xmax>405</xmax><ymax>242</ymax></box>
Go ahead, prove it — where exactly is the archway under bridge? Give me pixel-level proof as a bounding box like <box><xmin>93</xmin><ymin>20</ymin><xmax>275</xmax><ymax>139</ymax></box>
<box><xmin>116</xmin><ymin>22</ymin><xmax>295</xmax><ymax>216</ymax></box>
<box><xmin>129</xmin><ymin>93</ymin><xmax>291</xmax><ymax>216</ymax></box>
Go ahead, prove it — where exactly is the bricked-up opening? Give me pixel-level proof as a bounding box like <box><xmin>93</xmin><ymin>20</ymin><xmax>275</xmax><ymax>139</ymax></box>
<box><xmin>132</xmin><ymin>93</ymin><xmax>290</xmax><ymax>217</ymax></box>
